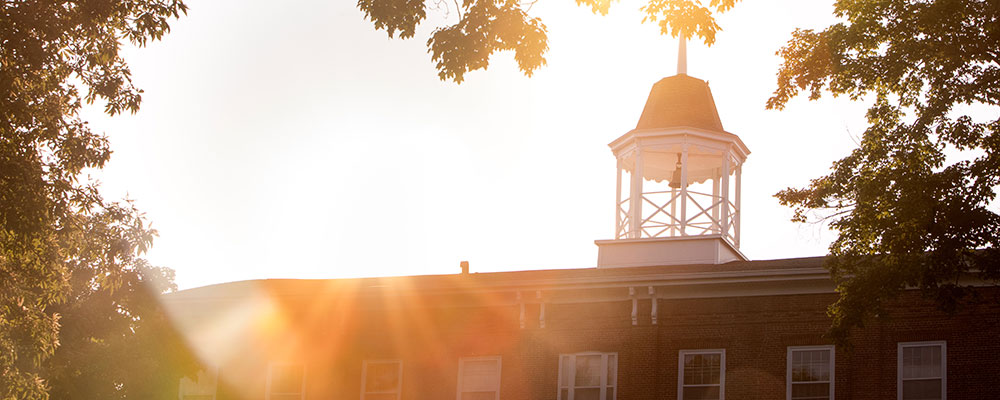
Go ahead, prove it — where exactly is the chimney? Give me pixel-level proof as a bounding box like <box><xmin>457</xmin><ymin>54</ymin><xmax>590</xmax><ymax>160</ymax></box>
<box><xmin>460</xmin><ymin>261</ymin><xmax>469</xmax><ymax>275</ymax></box>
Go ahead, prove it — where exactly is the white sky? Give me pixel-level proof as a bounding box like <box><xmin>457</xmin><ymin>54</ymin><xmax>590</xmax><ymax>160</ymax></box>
<box><xmin>82</xmin><ymin>0</ymin><xmax>873</xmax><ymax>290</ymax></box>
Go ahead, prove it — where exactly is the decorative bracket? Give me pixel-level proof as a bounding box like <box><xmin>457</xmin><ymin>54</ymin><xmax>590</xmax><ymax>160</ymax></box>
<box><xmin>649</xmin><ymin>286</ymin><xmax>658</xmax><ymax>325</ymax></box>
<box><xmin>517</xmin><ymin>291</ymin><xmax>525</xmax><ymax>329</ymax></box>
<box><xmin>629</xmin><ymin>287</ymin><xmax>638</xmax><ymax>326</ymax></box>
<box><xmin>536</xmin><ymin>290</ymin><xmax>546</xmax><ymax>329</ymax></box>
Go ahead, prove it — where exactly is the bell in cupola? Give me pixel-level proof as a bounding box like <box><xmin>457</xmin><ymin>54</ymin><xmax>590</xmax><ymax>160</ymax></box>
<box><xmin>669</xmin><ymin>154</ymin><xmax>683</xmax><ymax>190</ymax></box>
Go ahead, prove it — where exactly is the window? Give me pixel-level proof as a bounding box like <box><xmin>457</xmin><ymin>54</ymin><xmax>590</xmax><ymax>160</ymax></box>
<box><xmin>787</xmin><ymin>346</ymin><xmax>834</xmax><ymax>400</ymax></box>
<box><xmin>457</xmin><ymin>356</ymin><xmax>502</xmax><ymax>400</ymax></box>
<box><xmin>266</xmin><ymin>363</ymin><xmax>305</xmax><ymax>400</ymax></box>
<box><xmin>179</xmin><ymin>368</ymin><xmax>218</xmax><ymax>400</ymax></box>
<box><xmin>362</xmin><ymin>360</ymin><xmax>403</xmax><ymax>400</ymax></box>
<box><xmin>678</xmin><ymin>349</ymin><xmax>725</xmax><ymax>400</ymax></box>
<box><xmin>898</xmin><ymin>341</ymin><xmax>946</xmax><ymax>400</ymax></box>
<box><xmin>558</xmin><ymin>352</ymin><xmax>617</xmax><ymax>400</ymax></box>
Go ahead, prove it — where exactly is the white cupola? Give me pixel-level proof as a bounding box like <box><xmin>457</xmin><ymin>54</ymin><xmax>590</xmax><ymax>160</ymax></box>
<box><xmin>595</xmin><ymin>61</ymin><xmax>750</xmax><ymax>267</ymax></box>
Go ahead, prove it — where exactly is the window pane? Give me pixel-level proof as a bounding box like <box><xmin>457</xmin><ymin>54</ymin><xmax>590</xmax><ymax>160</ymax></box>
<box><xmin>461</xmin><ymin>391</ymin><xmax>497</xmax><ymax>400</ymax></box>
<box><xmin>902</xmin><ymin>346</ymin><xmax>942</xmax><ymax>379</ymax></box>
<box><xmin>365</xmin><ymin>363</ymin><xmax>400</xmax><ymax>392</ymax></box>
<box><xmin>682</xmin><ymin>386</ymin><xmax>720</xmax><ymax>400</ymax></box>
<box><xmin>575</xmin><ymin>356</ymin><xmax>602</xmax><ymax>387</ymax></box>
<box><xmin>574</xmin><ymin>388</ymin><xmax>601</xmax><ymax>400</ymax></box>
<box><xmin>791</xmin><ymin>350</ymin><xmax>831</xmax><ymax>383</ymax></box>
<box><xmin>461</xmin><ymin>359</ymin><xmax>499</xmax><ymax>392</ymax></box>
<box><xmin>270</xmin><ymin>365</ymin><xmax>303</xmax><ymax>393</ymax></box>
<box><xmin>791</xmin><ymin>382</ymin><xmax>830</xmax><ymax>400</ymax></box>
<box><xmin>606</xmin><ymin>355</ymin><xmax>617</xmax><ymax>386</ymax></box>
<box><xmin>902</xmin><ymin>379</ymin><xmax>942</xmax><ymax>400</ymax></box>
<box><xmin>560</xmin><ymin>352</ymin><xmax>615</xmax><ymax>400</ymax></box>
<box><xmin>683</xmin><ymin>354</ymin><xmax>721</xmax><ymax>385</ymax></box>
<box><xmin>560</xmin><ymin>356</ymin><xmax>571</xmax><ymax>387</ymax></box>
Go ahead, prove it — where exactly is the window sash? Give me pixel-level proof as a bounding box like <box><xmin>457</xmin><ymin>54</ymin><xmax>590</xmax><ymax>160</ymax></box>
<box><xmin>897</xmin><ymin>342</ymin><xmax>946</xmax><ymax>400</ymax></box>
<box><xmin>787</xmin><ymin>346</ymin><xmax>834</xmax><ymax>400</ymax></box>
<box><xmin>362</xmin><ymin>360</ymin><xmax>403</xmax><ymax>400</ymax></box>
<box><xmin>179</xmin><ymin>368</ymin><xmax>219</xmax><ymax>400</ymax></box>
<box><xmin>557</xmin><ymin>353</ymin><xmax>617</xmax><ymax>400</ymax></box>
<box><xmin>266</xmin><ymin>363</ymin><xmax>305</xmax><ymax>400</ymax></box>
<box><xmin>457</xmin><ymin>356</ymin><xmax>502</xmax><ymax>400</ymax></box>
<box><xmin>678</xmin><ymin>349</ymin><xmax>725</xmax><ymax>400</ymax></box>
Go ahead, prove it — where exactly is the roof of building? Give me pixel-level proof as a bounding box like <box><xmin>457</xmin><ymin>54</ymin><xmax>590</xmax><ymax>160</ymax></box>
<box><xmin>635</xmin><ymin>74</ymin><xmax>724</xmax><ymax>132</ymax></box>
<box><xmin>163</xmin><ymin>256</ymin><xmax>830</xmax><ymax>303</ymax></box>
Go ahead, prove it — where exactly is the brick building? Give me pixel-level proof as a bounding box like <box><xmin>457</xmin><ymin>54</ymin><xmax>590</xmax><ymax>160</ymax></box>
<box><xmin>166</xmin><ymin>68</ymin><xmax>1000</xmax><ymax>400</ymax></box>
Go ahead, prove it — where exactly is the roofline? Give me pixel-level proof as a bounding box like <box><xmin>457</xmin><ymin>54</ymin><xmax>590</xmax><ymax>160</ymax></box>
<box><xmin>162</xmin><ymin>256</ymin><xmax>833</xmax><ymax>303</ymax></box>
<box><xmin>609</xmin><ymin>127</ymin><xmax>751</xmax><ymax>160</ymax></box>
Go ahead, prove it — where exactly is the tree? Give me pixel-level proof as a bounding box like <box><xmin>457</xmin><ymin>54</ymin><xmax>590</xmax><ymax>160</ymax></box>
<box><xmin>357</xmin><ymin>0</ymin><xmax>738</xmax><ymax>82</ymax></box>
<box><xmin>768</xmin><ymin>0</ymin><xmax>1000</xmax><ymax>341</ymax></box>
<box><xmin>1</xmin><ymin>0</ymin><xmax>196</xmax><ymax>398</ymax></box>
<box><xmin>41</xmin><ymin>208</ymin><xmax>200</xmax><ymax>399</ymax></box>
<box><xmin>358</xmin><ymin>0</ymin><xmax>1000</xmax><ymax>342</ymax></box>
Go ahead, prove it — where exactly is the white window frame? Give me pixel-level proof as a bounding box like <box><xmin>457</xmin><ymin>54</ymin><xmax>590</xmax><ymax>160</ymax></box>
<box><xmin>557</xmin><ymin>352</ymin><xmax>618</xmax><ymax>400</ymax></box>
<box><xmin>265</xmin><ymin>362</ymin><xmax>306</xmax><ymax>400</ymax></box>
<box><xmin>361</xmin><ymin>359</ymin><xmax>403</xmax><ymax>400</ymax></box>
<box><xmin>457</xmin><ymin>356</ymin><xmax>502</xmax><ymax>400</ymax></box>
<box><xmin>678</xmin><ymin>349</ymin><xmax>726</xmax><ymax>400</ymax></box>
<box><xmin>787</xmin><ymin>345</ymin><xmax>835</xmax><ymax>400</ymax></box>
<box><xmin>898</xmin><ymin>341</ymin><xmax>946</xmax><ymax>400</ymax></box>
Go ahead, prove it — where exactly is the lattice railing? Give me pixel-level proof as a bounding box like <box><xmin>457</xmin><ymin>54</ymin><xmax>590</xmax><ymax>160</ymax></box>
<box><xmin>616</xmin><ymin>198</ymin><xmax>630</xmax><ymax>239</ymax></box>
<box><xmin>616</xmin><ymin>190</ymin><xmax>738</xmax><ymax>243</ymax></box>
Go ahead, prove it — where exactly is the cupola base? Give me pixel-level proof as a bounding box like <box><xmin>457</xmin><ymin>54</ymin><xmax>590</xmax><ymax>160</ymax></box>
<box><xmin>595</xmin><ymin>235</ymin><xmax>747</xmax><ymax>268</ymax></box>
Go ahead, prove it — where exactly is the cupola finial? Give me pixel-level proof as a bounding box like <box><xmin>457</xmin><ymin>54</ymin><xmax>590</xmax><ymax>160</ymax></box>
<box><xmin>677</xmin><ymin>32</ymin><xmax>687</xmax><ymax>75</ymax></box>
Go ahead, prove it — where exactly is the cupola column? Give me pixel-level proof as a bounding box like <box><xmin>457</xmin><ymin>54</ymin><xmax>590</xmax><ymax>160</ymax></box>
<box><xmin>679</xmin><ymin>144</ymin><xmax>689</xmax><ymax>235</ymax></box>
<box><xmin>721</xmin><ymin>150</ymin><xmax>731</xmax><ymax>237</ymax></box>
<box><xmin>735</xmin><ymin>164</ymin><xmax>742</xmax><ymax>247</ymax></box>
<box><xmin>615</xmin><ymin>159</ymin><xmax>623</xmax><ymax>237</ymax></box>
<box><xmin>629</xmin><ymin>148</ymin><xmax>645</xmax><ymax>239</ymax></box>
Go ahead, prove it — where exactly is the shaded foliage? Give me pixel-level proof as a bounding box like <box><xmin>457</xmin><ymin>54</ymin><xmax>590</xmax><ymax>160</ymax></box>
<box><xmin>358</xmin><ymin>0</ymin><xmax>742</xmax><ymax>82</ymax></box>
<box><xmin>42</xmin><ymin>206</ymin><xmax>200</xmax><ymax>399</ymax></box>
<box><xmin>768</xmin><ymin>0</ymin><xmax>1000</xmax><ymax>342</ymax></box>
<box><xmin>1</xmin><ymin>0</ymin><xmax>197</xmax><ymax>398</ymax></box>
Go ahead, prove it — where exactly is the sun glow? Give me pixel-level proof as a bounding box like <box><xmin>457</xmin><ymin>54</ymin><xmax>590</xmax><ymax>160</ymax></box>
<box><xmin>85</xmin><ymin>0</ymin><xmax>862</xmax><ymax>291</ymax></box>
<box><xmin>163</xmin><ymin>274</ymin><xmax>554</xmax><ymax>396</ymax></box>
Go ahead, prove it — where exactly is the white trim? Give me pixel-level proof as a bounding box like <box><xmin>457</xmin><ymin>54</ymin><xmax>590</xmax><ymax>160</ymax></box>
<box><xmin>361</xmin><ymin>359</ymin><xmax>403</xmax><ymax>400</ymax></box>
<box><xmin>608</xmin><ymin>127</ymin><xmax>751</xmax><ymax>160</ymax></box>
<box><xmin>615</xmin><ymin>159</ymin><xmax>623</xmax><ymax>237</ymax></box>
<box><xmin>557</xmin><ymin>352</ymin><xmax>618</xmax><ymax>400</ymax></box>
<box><xmin>897</xmin><ymin>341</ymin><xmax>946</xmax><ymax>400</ymax></box>
<box><xmin>456</xmin><ymin>356</ymin><xmax>502</xmax><ymax>400</ymax></box>
<box><xmin>265</xmin><ymin>362</ymin><xmax>306</xmax><ymax>400</ymax></box>
<box><xmin>537</xmin><ymin>290</ymin><xmax>546</xmax><ymax>328</ymax></box>
<box><xmin>786</xmin><ymin>345</ymin><xmax>835</xmax><ymax>400</ymax></box>
<box><xmin>163</xmin><ymin>262</ymin><xmax>833</xmax><ymax>304</ymax></box>
<box><xmin>678</xmin><ymin>349</ymin><xmax>725</xmax><ymax>400</ymax></box>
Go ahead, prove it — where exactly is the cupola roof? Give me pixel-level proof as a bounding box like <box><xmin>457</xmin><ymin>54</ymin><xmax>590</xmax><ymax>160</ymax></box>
<box><xmin>635</xmin><ymin>74</ymin><xmax>724</xmax><ymax>132</ymax></box>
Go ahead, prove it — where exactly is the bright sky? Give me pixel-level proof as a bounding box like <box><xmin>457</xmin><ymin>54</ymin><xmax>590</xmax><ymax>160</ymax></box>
<box><xmin>82</xmin><ymin>0</ymin><xmax>872</xmax><ymax>290</ymax></box>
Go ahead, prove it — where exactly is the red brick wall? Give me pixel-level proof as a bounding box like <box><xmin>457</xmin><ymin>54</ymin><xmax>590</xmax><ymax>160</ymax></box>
<box><xmin>213</xmin><ymin>287</ymin><xmax>1000</xmax><ymax>400</ymax></box>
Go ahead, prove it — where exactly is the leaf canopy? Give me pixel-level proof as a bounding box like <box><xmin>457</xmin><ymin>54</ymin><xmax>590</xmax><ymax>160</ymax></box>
<box><xmin>1</xmin><ymin>0</ymin><xmax>197</xmax><ymax>397</ymax></box>
<box><xmin>769</xmin><ymin>0</ymin><xmax>1000</xmax><ymax>341</ymax></box>
<box><xmin>358</xmin><ymin>0</ymin><xmax>742</xmax><ymax>82</ymax></box>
